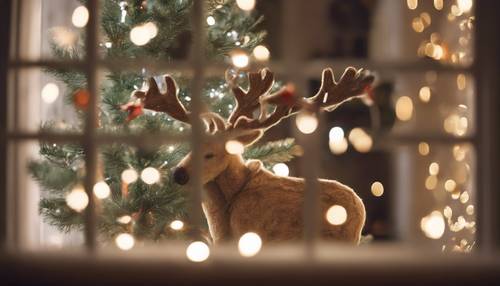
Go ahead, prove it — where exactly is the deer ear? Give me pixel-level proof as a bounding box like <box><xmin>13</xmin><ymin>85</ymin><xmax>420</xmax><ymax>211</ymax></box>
<box><xmin>235</xmin><ymin>129</ymin><xmax>264</xmax><ymax>146</ymax></box>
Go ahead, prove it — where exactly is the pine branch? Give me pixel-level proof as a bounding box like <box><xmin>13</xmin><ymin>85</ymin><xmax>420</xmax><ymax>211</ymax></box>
<box><xmin>244</xmin><ymin>138</ymin><xmax>303</xmax><ymax>166</ymax></box>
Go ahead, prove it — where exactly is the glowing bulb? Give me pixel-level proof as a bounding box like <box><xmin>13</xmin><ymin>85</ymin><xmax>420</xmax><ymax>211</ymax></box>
<box><xmin>329</xmin><ymin>127</ymin><xmax>344</xmax><ymax>143</ymax></box>
<box><xmin>466</xmin><ymin>205</ymin><xmax>474</xmax><ymax>215</ymax></box>
<box><xmin>93</xmin><ymin>181</ymin><xmax>111</xmax><ymax>199</ymax></box>
<box><xmin>329</xmin><ymin>137</ymin><xmax>348</xmax><ymax>155</ymax></box>
<box><xmin>41</xmin><ymin>83</ymin><xmax>60</xmax><ymax>103</ymax></box>
<box><xmin>395</xmin><ymin>96</ymin><xmax>413</xmax><ymax>121</ymax></box>
<box><xmin>115</xmin><ymin>233</ymin><xmax>135</xmax><ymax>251</ymax></box>
<box><xmin>295</xmin><ymin>112</ymin><xmax>318</xmax><ymax>134</ymax></box>
<box><xmin>418</xmin><ymin>142</ymin><xmax>430</xmax><ymax>156</ymax></box>
<box><xmin>348</xmin><ymin>128</ymin><xmax>372</xmax><ymax>153</ymax></box>
<box><xmin>272</xmin><ymin>163</ymin><xmax>289</xmax><ymax>177</ymax></box>
<box><xmin>117</xmin><ymin>215</ymin><xmax>132</xmax><ymax>224</ymax></box>
<box><xmin>170</xmin><ymin>220</ymin><xmax>184</xmax><ymax>230</ymax></box>
<box><xmin>371</xmin><ymin>181</ymin><xmax>384</xmax><ymax>197</ymax></box>
<box><xmin>121</xmin><ymin>168</ymin><xmax>138</xmax><ymax>184</ymax></box>
<box><xmin>457</xmin><ymin>0</ymin><xmax>473</xmax><ymax>13</ymax></box>
<box><xmin>419</xmin><ymin>86</ymin><xmax>431</xmax><ymax>102</ymax></box>
<box><xmin>407</xmin><ymin>0</ymin><xmax>418</xmax><ymax>10</ymax></box>
<box><xmin>434</xmin><ymin>0</ymin><xmax>443</xmax><ymax>10</ymax></box>
<box><xmin>457</xmin><ymin>74</ymin><xmax>467</xmax><ymax>90</ymax></box>
<box><xmin>460</xmin><ymin>191</ymin><xmax>470</xmax><ymax>204</ymax></box>
<box><xmin>453</xmin><ymin>145</ymin><xmax>466</xmax><ymax>161</ymax></box>
<box><xmin>444</xmin><ymin>179</ymin><xmax>457</xmax><ymax>192</ymax></box>
<box><xmin>412</xmin><ymin>17</ymin><xmax>425</xmax><ymax>33</ymax></box>
<box><xmin>140</xmin><ymin>167</ymin><xmax>160</xmax><ymax>185</ymax></box>
<box><xmin>206</xmin><ymin>16</ymin><xmax>216</xmax><ymax>26</ymax></box>
<box><xmin>443</xmin><ymin>206</ymin><xmax>452</xmax><ymax>218</ymax></box>
<box><xmin>66</xmin><ymin>185</ymin><xmax>89</xmax><ymax>212</ymax></box>
<box><xmin>144</xmin><ymin>22</ymin><xmax>158</xmax><ymax>39</ymax></box>
<box><xmin>186</xmin><ymin>241</ymin><xmax>210</xmax><ymax>262</ymax></box>
<box><xmin>225</xmin><ymin>140</ymin><xmax>244</xmax><ymax>155</ymax></box>
<box><xmin>252</xmin><ymin>45</ymin><xmax>270</xmax><ymax>61</ymax></box>
<box><xmin>425</xmin><ymin>175</ymin><xmax>438</xmax><ymax>190</ymax></box>
<box><xmin>236</xmin><ymin>0</ymin><xmax>256</xmax><ymax>11</ymax></box>
<box><xmin>238</xmin><ymin>232</ymin><xmax>262</xmax><ymax>257</ymax></box>
<box><xmin>429</xmin><ymin>162</ymin><xmax>440</xmax><ymax>175</ymax></box>
<box><xmin>72</xmin><ymin>6</ymin><xmax>89</xmax><ymax>28</ymax></box>
<box><xmin>420</xmin><ymin>211</ymin><xmax>445</xmax><ymax>239</ymax></box>
<box><xmin>130</xmin><ymin>25</ymin><xmax>151</xmax><ymax>46</ymax></box>
<box><xmin>326</xmin><ymin>205</ymin><xmax>347</xmax><ymax>225</ymax></box>
<box><xmin>231</xmin><ymin>51</ymin><xmax>250</xmax><ymax>68</ymax></box>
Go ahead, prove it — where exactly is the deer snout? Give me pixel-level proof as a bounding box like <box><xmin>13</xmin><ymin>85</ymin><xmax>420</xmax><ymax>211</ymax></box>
<box><xmin>173</xmin><ymin>167</ymin><xmax>189</xmax><ymax>185</ymax></box>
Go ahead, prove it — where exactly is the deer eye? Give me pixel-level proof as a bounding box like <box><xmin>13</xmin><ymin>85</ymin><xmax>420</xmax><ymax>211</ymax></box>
<box><xmin>204</xmin><ymin>153</ymin><xmax>215</xmax><ymax>159</ymax></box>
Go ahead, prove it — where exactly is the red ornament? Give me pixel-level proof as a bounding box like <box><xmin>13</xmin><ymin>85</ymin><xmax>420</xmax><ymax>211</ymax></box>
<box><xmin>280</xmin><ymin>84</ymin><xmax>296</xmax><ymax>106</ymax></box>
<box><xmin>73</xmin><ymin>89</ymin><xmax>90</xmax><ymax>110</ymax></box>
<box><xmin>121</xmin><ymin>101</ymin><xmax>144</xmax><ymax>122</ymax></box>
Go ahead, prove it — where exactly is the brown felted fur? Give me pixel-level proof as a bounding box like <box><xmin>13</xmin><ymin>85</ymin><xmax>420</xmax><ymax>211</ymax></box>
<box><xmin>201</xmin><ymin>156</ymin><xmax>365</xmax><ymax>244</ymax></box>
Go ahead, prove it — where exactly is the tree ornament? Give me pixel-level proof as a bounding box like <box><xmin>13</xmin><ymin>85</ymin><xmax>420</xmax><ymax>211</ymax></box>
<box><xmin>119</xmin><ymin>1</ymin><xmax>128</xmax><ymax>23</ymax></box>
<box><xmin>120</xmin><ymin>100</ymin><xmax>144</xmax><ymax>122</ymax></box>
<box><xmin>73</xmin><ymin>89</ymin><xmax>90</xmax><ymax>110</ymax></box>
<box><xmin>133</xmin><ymin>67</ymin><xmax>374</xmax><ymax>244</ymax></box>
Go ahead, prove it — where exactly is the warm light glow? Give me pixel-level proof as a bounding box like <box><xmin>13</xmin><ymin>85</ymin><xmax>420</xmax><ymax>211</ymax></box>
<box><xmin>186</xmin><ymin>241</ymin><xmax>210</xmax><ymax>262</ymax></box>
<box><xmin>238</xmin><ymin>232</ymin><xmax>262</xmax><ymax>257</ymax></box>
<box><xmin>444</xmin><ymin>206</ymin><xmax>452</xmax><ymax>218</ymax></box>
<box><xmin>457</xmin><ymin>74</ymin><xmax>467</xmax><ymax>90</ymax></box>
<box><xmin>329</xmin><ymin>127</ymin><xmax>344</xmax><ymax>143</ymax></box>
<box><xmin>457</xmin><ymin>0</ymin><xmax>473</xmax><ymax>13</ymax></box>
<box><xmin>419</xmin><ymin>86</ymin><xmax>431</xmax><ymax>102</ymax></box>
<box><xmin>144</xmin><ymin>22</ymin><xmax>158</xmax><ymax>39</ymax></box>
<box><xmin>140</xmin><ymin>167</ymin><xmax>161</xmax><ymax>185</ymax></box>
<box><xmin>236</xmin><ymin>0</ymin><xmax>256</xmax><ymax>11</ymax></box>
<box><xmin>395</xmin><ymin>96</ymin><xmax>413</xmax><ymax>121</ymax></box>
<box><xmin>329</xmin><ymin>138</ymin><xmax>348</xmax><ymax>155</ymax></box>
<box><xmin>130</xmin><ymin>25</ymin><xmax>151</xmax><ymax>46</ymax></box>
<box><xmin>93</xmin><ymin>181</ymin><xmax>111</xmax><ymax>199</ymax></box>
<box><xmin>412</xmin><ymin>17</ymin><xmax>424</xmax><ymax>33</ymax></box>
<box><xmin>425</xmin><ymin>175</ymin><xmax>438</xmax><ymax>190</ymax></box>
<box><xmin>231</xmin><ymin>51</ymin><xmax>250</xmax><ymax>68</ymax></box>
<box><xmin>466</xmin><ymin>205</ymin><xmax>474</xmax><ymax>215</ymax></box>
<box><xmin>117</xmin><ymin>215</ymin><xmax>132</xmax><ymax>224</ymax></box>
<box><xmin>407</xmin><ymin>0</ymin><xmax>418</xmax><ymax>10</ymax></box>
<box><xmin>420</xmin><ymin>13</ymin><xmax>431</xmax><ymax>27</ymax></box>
<box><xmin>115</xmin><ymin>233</ymin><xmax>135</xmax><ymax>251</ymax></box>
<box><xmin>348</xmin><ymin>128</ymin><xmax>372</xmax><ymax>153</ymax></box>
<box><xmin>66</xmin><ymin>185</ymin><xmax>89</xmax><ymax>212</ymax></box>
<box><xmin>371</xmin><ymin>181</ymin><xmax>384</xmax><ymax>197</ymax></box>
<box><xmin>444</xmin><ymin>179</ymin><xmax>457</xmax><ymax>192</ymax></box>
<box><xmin>41</xmin><ymin>83</ymin><xmax>60</xmax><ymax>103</ymax></box>
<box><xmin>72</xmin><ymin>6</ymin><xmax>89</xmax><ymax>28</ymax></box>
<box><xmin>170</xmin><ymin>220</ymin><xmax>184</xmax><ymax>230</ymax></box>
<box><xmin>295</xmin><ymin>112</ymin><xmax>318</xmax><ymax>134</ymax></box>
<box><xmin>272</xmin><ymin>163</ymin><xmax>289</xmax><ymax>177</ymax></box>
<box><xmin>460</xmin><ymin>191</ymin><xmax>470</xmax><ymax>204</ymax></box>
<box><xmin>225</xmin><ymin>140</ymin><xmax>245</xmax><ymax>155</ymax></box>
<box><xmin>326</xmin><ymin>205</ymin><xmax>347</xmax><ymax>225</ymax></box>
<box><xmin>121</xmin><ymin>168</ymin><xmax>138</xmax><ymax>184</ymax></box>
<box><xmin>444</xmin><ymin>114</ymin><xmax>468</xmax><ymax>136</ymax></box>
<box><xmin>418</xmin><ymin>142</ymin><xmax>430</xmax><ymax>156</ymax></box>
<box><xmin>206</xmin><ymin>16</ymin><xmax>216</xmax><ymax>26</ymax></box>
<box><xmin>433</xmin><ymin>0</ymin><xmax>443</xmax><ymax>10</ymax></box>
<box><xmin>429</xmin><ymin>162</ymin><xmax>440</xmax><ymax>175</ymax></box>
<box><xmin>420</xmin><ymin>211</ymin><xmax>445</xmax><ymax>239</ymax></box>
<box><xmin>252</xmin><ymin>45</ymin><xmax>270</xmax><ymax>61</ymax></box>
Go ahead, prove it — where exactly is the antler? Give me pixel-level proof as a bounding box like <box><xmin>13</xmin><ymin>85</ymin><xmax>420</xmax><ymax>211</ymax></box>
<box><xmin>133</xmin><ymin>75</ymin><xmax>191</xmax><ymax>124</ymax></box>
<box><xmin>227</xmin><ymin>67</ymin><xmax>375</xmax><ymax>131</ymax></box>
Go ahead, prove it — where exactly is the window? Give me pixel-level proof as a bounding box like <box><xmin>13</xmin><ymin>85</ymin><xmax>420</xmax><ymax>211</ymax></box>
<box><xmin>2</xmin><ymin>0</ymin><xmax>499</xmax><ymax>275</ymax></box>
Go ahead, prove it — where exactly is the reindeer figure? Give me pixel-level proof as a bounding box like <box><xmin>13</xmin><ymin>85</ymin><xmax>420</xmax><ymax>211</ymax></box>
<box><xmin>133</xmin><ymin>67</ymin><xmax>374</xmax><ymax>244</ymax></box>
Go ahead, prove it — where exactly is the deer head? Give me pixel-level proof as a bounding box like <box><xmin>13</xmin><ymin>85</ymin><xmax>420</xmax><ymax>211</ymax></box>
<box><xmin>132</xmin><ymin>67</ymin><xmax>374</xmax><ymax>186</ymax></box>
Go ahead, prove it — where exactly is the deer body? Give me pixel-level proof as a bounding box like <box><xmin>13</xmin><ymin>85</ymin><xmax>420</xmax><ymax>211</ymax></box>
<box><xmin>130</xmin><ymin>66</ymin><xmax>374</xmax><ymax>245</ymax></box>
<box><xmin>202</xmin><ymin>157</ymin><xmax>365</xmax><ymax>244</ymax></box>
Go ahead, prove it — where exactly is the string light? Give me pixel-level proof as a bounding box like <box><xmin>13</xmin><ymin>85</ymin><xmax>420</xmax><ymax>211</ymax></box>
<box><xmin>329</xmin><ymin>138</ymin><xmax>348</xmax><ymax>155</ymax></box>
<box><xmin>460</xmin><ymin>191</ymin><xmax>470</xmax><ymax>204</ymax></box>
<box><xmin>186</xmin><ymin>241</ymin><xmax>210</xmax><ymax>262</ymax></box>
<box><xmin>72</xmin><ymin>6</ymin><xmax>89</xmax><ymax>28</ymax></box>
<box><xmin>130</xmin><ymin>26</ymin><xmax>150</xmax><ymax>46</ymax></box>
<box><xmin>418</xmin><ymin>142</ymin><xmax>430</xmax><ymax>156</ymax></box>
<box><xmin>115</xmin><ymin>233</ymin><xmax>135</xmax><ymax>251</ymax></box>
<box><xmin>395</xmin><ymin>96</ymin><xmax>414</xmax><ymax>121</ymax></box>
<box><xmin>433</xmin><ymin>0</ymin><xmax>443</xmax><ymax>10</ymax></box>
<box><xmin>457</xmin><ymin>74</ymin><xmax>467</xmax><ymax>90</ymax></box>
<box><xmin>420</xmin><ymin>211</ymin><xmax>445</xmax><ymax>239</ymax></box>
<box><xmin>444</xmin><ymin>179</ymin><xmax>457</xmax><ymax>192</ymax></box>
<box><xmin>348</xmin><ymin>128</ymin><xmax>372</xmax><ymax>153</ymax></box>
<box><xmin>326</xmin><ymin>205</ymin><xmax>347</xmax><ymax>225</ymax></box>
<box><xmin>371</xmin><ymin>181</ymin><xmax>384</xmax><ymax>197</ymax></box>
<box><xmin>329</xmin><ymin>127</ymin><xmax>344</xmax><ymax>143</ymax></box>
<box><xmin>144</xmin><ymin>22</ymin><xmax>158</xmax><ymax>39</ymax></box>
<box><xmin>272</xmin><ymin>163</ymin><xmax>289</xmax><ymax>177</ymax></box>
<box><xmin>429</xmin><ymin>162</ymin><xmax>440</xmax><ymax>175</ymax></box>
<box><xmin>236</xmin><ymin>0</ymin><xmax>256</xmax><ymax>11</ymax></box>
<box><xmin>295</xmin><ymin>112</ymin><xmax>318</xmax><ymax>134</ymax></box>
<box><xmin>252</xmin><ymin>45</ymin><xmax>270</xmax><ymax>61</ymax></box>
<box><xmin>93</xmin><ymin>181</ymin><xmax>111</xmax><ymax>199</ymax></box>
<box><xmin>466</xmin><ymin>205</ymin><xmax>474</xmax><ymax>215</ymax></box>
<box><xmin>140</xmin><ymin>167</ymin><xmax>161</xmax><ymax>185</ymax></box>
<box><xmin>419</xmin><ymin>86</ymin><xmax>431</xmax><ymax>102</ymax></box>
<box><xmin>443</xmin><ymin>206</ymin><xmax>452</xmax><ymax>218</ymax></box>
<box><xmin>41</xmin><ymin>83</ymin><xmax>59</xmax><ymax>103</ymax></box>
<box><xmin>66</xmin><ymin>185</ymin><xmax>89</xmax><ymax>212</ymax></box>
<box><xmin>407</xmin><ymin>0</ymin><xmax>418</xmax><ymax>10</ymax></box>
<box><xmin>206</xmin><ymin>16</ymin><xmax>216</xmax><ymax>26</ymax></box>
<box><xmin>225</xmin><ymin>140</ymin><xmax>245</xmax><ymax>155</ymax></box>
<box><xmin>170</xmin><ymin>220</ymin><xmax>184</xmax><ymax>230</ymax></box>
<box><xmin>457</xmin><ymin>0</ymin><xmax>473</xmax><ymax>13</ymax></box>
<box><xmin>117</xmin><ymin>215</ymin><xmax>132</xmax><ymax>224</ymax></box>
<box><xmin>238</xmin><ymin>232</ymin><xmax>262</xmax><ymax>257</ymax></box>
<box><xmin>425</xmin><ymin>175</ymin><xmax>438</xmax><ymax>190</ymax></box>
<box><xmin>231</xmin><ymin>50</ymin><xmax>250</xmax><ymax>68</ymax></box>
<box><xmin>121</xmin><ymin>168</ymin><xmax>138</xmax><ymax>184</ymax></box>
<box><xmin>412</xmin><ymin>17</ymin><xmax>425</xmax><ymax>33</ymax></box>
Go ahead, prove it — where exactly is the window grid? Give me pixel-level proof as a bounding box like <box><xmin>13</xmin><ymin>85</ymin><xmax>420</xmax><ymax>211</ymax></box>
<box><xmin>4</xmin><ymin>0</ymin><xmax>490</xmax><ymax>254</ymax></box>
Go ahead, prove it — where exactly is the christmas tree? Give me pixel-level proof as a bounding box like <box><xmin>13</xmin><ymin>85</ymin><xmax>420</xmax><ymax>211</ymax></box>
<box><xmin>30</xmin><ymin>0</ymin><xmax>301</xmax><ymax>243</ymax></box>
